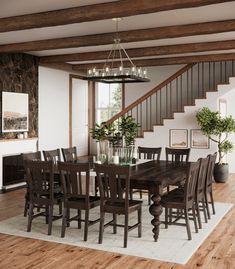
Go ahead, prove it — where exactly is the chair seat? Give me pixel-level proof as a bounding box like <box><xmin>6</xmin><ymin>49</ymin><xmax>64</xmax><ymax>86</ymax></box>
<box><xmin>66</xmin><ymin>195</ymin><xmax>100</xmax><ymax>209</ymax></box>
<box><xmin>104</xmin><ymin>199</ymin><xmax>142</xmax><ymax>214</ymax></box>
<box><xmin>161</xmin><ymin>188</ymin><xmax>185</xmax><ymax>208</ymax></box>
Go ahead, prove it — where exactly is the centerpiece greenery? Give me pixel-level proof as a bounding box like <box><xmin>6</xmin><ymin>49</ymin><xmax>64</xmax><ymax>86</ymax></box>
<box><xmin>196</xmin><ymin>107</ymin><xmax>235</xmax><ymax>182</ymax></box>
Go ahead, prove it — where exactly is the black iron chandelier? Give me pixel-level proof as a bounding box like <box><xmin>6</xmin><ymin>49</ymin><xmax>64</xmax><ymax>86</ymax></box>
<box><xmin>83</xmin><ymin>18</ymin><xmax>150</xmax><ymax>84</ymax></box>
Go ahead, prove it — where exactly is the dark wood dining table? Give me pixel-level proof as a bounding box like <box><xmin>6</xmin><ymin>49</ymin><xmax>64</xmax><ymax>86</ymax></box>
<box><xmin>128</xmin><ymin>160</ymin><xmax>190</xmax><ymax>242</ymax></box>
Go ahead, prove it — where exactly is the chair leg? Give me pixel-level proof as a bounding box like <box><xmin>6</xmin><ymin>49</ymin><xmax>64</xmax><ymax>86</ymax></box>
<box><xmin>202</xmin><ymin>199</ymin><xmax>208</xmax><ymax>223</ymax></box>
<box><xmin>48</xmin><ymin>205</ymin><xmax>53</xmax><ymax>235</ymax></box>
<box><xmin>165</xmin><ymin>207</ymin><xmax>168</xmax><ymax>229</ymax></box>
<box><xmin>196</xmin><ymin>201</ymin><xmax>202</xmax><ymax>229</ymax></box>
<box><xmin>67</xmin><ymin>208</ymin><xmax>70</xmax><ymax>227</ymax></box>
<box><xmin>130</xmin><ymin>189</ymin><xmax>133</xmax><ymax>200</ymax></box>
<box><xmin>77</xmin><ymin>209</ymin><xmax>81</xmax><ymax>229</ymax></box>
<box><xmin>139</xmin><ymin>190</ymin><xmax>142</xmax><ymax>199</ymax></box>
<box><xmin>45</xmin><ymin>205</ymin><xmax>49</xmax><ymax>224</ymax></box>
<box><xmin>210</xmin><ymin>191</ymin><xmax>216</xmax><ymax>215</ymax></box>
<box><xmin>124</xmin><ymin>214</ymin><xmax>129</xmax><ymax>248</ymax></box>
<box><xmin>138</xmin><ymin>207</ymin><xmax>142</xmax><ymax>238</ymax></box>
<box><xmin>113</xmin><ymin>214</ymin><xmax>117</xmax><ymax>234</ymax></box>
<box><xmin>185</xmin><ymin>209</ymin><xmax>192</xmax><ymax>240</ymax></box>
<box><xmin>84</xmin><ymin>210</ymin><xmax>89</xmax><ymax>241</ymax></box>
<box><xmin>61</xmin><ymin>206</ymin><xmax>67</xmax><ymax>238</ymax></box>
<box><xmin>24</xmin><ymin>199</ymin><xmax>28</xmax><ymax>217</ymax></box>
<box><xmin>205</xmin><ymin>192</ymin><xmax>211</xmax><ymax>220</ymax></box>
<box><xmin>99</xmin><ymin>210</ymin><xmax>105</xmax><ymax>244</ymax></box>
<box><xmin>59</xmin><ymin>200</ymin><xmax>62</xmax><ymax>215</ymax></box>
<box><xmin>27</xmin><ymin>203</ymin><xmax>33</xmax><ymax>232</ymax></box>
<box><xmin>148</xmin><ymin>192</ymin><xmax>151</xmax><ymax>205</ymax></box>
<box><xmin>192</xmin><ymin>205</ymin><xmax>198</xmax><ymax>233</ymax></box>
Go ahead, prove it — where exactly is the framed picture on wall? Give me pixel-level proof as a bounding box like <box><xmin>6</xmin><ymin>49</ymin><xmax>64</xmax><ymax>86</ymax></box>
<box><xmin>2</xmin><ymin>92</ymin><xmax>29</xmax><ymax>133</ymax></box>
<box><xmin>190</xmin><ymin>129</ymin><xmax>209</xmax><ymax>149</ymax></box>
<box><xmin>169</xmin><ymin>129</ymin><xmax>188</xmax><ymax>148</ymax></box>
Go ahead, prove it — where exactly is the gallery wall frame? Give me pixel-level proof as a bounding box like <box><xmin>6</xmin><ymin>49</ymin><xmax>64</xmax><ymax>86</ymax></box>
<box><xmin>190</xmin><ymin>129</ymin><xmax>210</xmax><ymax>149</ymax></box>
<box><xmin>2</xmin><ymin>92</ymin><xmax>29</xmax><ymax>133</ymax></box>
<box><xmin>169</xmin><ymin>129</ymin><xmax>188</xmax><ymax>148</ymax></box>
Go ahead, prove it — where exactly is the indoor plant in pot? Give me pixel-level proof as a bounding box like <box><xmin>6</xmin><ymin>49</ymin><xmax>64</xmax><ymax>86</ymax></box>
<box><xmin>196</xmin><ymin>107</ymin><xmax>235</xmax><ymax>182</ymax></box>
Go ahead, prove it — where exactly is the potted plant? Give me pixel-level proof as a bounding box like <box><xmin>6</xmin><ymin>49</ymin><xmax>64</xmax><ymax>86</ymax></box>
<box><xmin>196</xmin><ymin>107</ymin><xmax>235</xmax><ymax>182</ymax></box>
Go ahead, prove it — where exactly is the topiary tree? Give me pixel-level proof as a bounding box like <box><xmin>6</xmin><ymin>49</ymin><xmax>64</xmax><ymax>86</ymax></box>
<box><xmin>196</xmin><ymin>107</ymin><xmax>235</xmax><ymax>164</ymax></box>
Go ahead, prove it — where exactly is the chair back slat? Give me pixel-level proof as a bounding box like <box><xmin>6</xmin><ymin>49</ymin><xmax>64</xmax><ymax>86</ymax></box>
<box><xmin>58</xmin><ymin>162</ymin><xmax>90</xmax><ymax>201</ymax></box>
<box><xmin>197</xmin><ymin>157</ymin><xmax>209</xmax><ymax>197</ymax></box>
<box><xmin>165</xmin><ymin>147</ymin><xmax>190</xmax><ymax>162</ymax></box>
<box><xmin>184</xmin><ymin>161</ymin><xmax>200</xmax><ymax>205</ymax></box>
<box><xmin>24</xmin><ymin>160</ymin><xmax>54</xmax><ymax>199</ymax></box>
<box><xmin>43</xmin><ymin>149</ymin><xmax>61</xmax><ymax>164</ymax></box>
<box><xmin>61</xmin><ymin>147</ymin><xmax>77</xmax><ymax>162</ymax></box>
<box><xmin>138</xmin><ymin>147</ymin><xmax>161</xmax><ymax>160</ymax></box>
<box><xmin>95</xmin><ymin>164</ymin><xmax>131</xmax><ymax>207</ymax></box>
<box><xmin>206</xmin><ymin>152</ymin><xmax>217</xmax><ymax>188</ymax></box>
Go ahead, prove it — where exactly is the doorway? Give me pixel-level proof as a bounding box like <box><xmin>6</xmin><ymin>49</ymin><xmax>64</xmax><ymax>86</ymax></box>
<box><xmin>70</xmin><ymin>75</ymin><xmax>89</xmax><ymax>157</ymax></box>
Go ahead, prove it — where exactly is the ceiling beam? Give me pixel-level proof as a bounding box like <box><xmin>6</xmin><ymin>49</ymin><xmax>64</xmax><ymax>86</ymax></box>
<box><xmin>2</xmin><ymin>19</ymin><xmax>235</xmax><ymax>53</ymax></box>
<box><xmin>0</xmin><ymin>0</ymin><xmax>232</xmax><ymax>33</ymax></box>
<box><xmin>72</xmin><ymin>53</ymin><xmax>235</xmax><ymax>70</ymax></box>
<box><xmin>40</xmin><ymin>39</ymin><xmax>235</xmax><ymax>63</ymax></box>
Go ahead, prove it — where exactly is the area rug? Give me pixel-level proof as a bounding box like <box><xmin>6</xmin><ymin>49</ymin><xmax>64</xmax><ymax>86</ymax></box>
<box><xmin>0</xmin><ymin>200</ymin><xmax>232</xmax><ymax>265</ymax></box>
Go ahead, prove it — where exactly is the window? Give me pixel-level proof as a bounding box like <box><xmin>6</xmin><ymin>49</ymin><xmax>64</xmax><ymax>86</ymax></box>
<box><xmin>96</xmin><ymin>83</ymin><xmax>122</xmax><ymax>124</ymax></box>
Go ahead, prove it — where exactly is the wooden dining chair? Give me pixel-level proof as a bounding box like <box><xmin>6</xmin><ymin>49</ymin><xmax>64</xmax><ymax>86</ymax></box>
<box><xmin>43</xmin><ymin>149</ymin><xmax>61</xmax><ymax>164</ymax></box>
<box><xmin>24</xmin><ymin>160</ymin><xmax>63</xmax><ymax>235</ymax></box>
<box><xmin>22</xmin><ymin>151</ymin><xmax>42</xmax><ymax>217</ymax></box>
<box><xmin>95</xmin><ymin>163</ymin><xmax>142</xmax><ymax>248</ymax></box>
<box><xmin>205</xmin><ymin>152</ymin><xmax>217</xmax><ymax>219</ymax></box>
<box><xmin>165</xmin><ymin>147</ymin><xmax>190</xmax><ymax>192</ymax></box>
<box><xmin>61</xmin><ymin>146</ymin><xmax>77</xmax><ymax>162</ymax></box>
<box><xmin>195</xmin><ymin>157</ymin><xmax>210</xmax><ymax>229</ymax></box>
<box><xmin>161</xmin><ymin>160</ymin><xmax>200</xmax><ymax>240</ymax></box>
<box><xmin>132</xmin><ymin>146</ymin><xmax>162</xmax><ymax>204</ymax></box>
<box><xmin>58</xmin><ymin>161</ymin><xmax>100</xmax><ymax>241</ymax></box>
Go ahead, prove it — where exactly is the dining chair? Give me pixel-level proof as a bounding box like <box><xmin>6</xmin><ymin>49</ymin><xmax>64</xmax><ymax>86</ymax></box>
<box><xmin>131</xmin><ymin>146</ymin><xmax>162</xmax><ymax>204</ymax></box>
<box><xmin>22</xmin><ymin>151</ymin><xmax>42</xmax><ymax>217</ymax></box>
<box><xmin>95</xmin><ymin>163</ymin><xmax>142</xmax><ymax>248</ymax></box>
<box><xmin>43</xmin><ymin>149</ymin><xmax>61</xmax><ymax>164</ymax></box>
<box><xmin>205</xmin><ymin>152</ymin><xmax>217</xmax><ymax>219</ymax></box>
<box><xmin>165</xmin><ymin>147</ymin><xmax>190</xmax><ymax>192</ymax></box>
<box><xmin>195</xmin><ymin>157</ymin><xmax>210</xmax><ymax>229</ymax></box>
<box><xmin>58</xmin><ymin>161</ymin><xmax>100</xmax><ymax>241</ymax></box>
<box><xmin>161</xmin><ymin>160</ymin><xmax>200</xmax><ymax>240</ymax></box>
<box><xmin>61</xmin><ymin>146</ymin><xmax>77</xmax><ymax>162</ymax></box>
<box><xmin>24</xmin><ymin>160</ymin><xmax>63</xmax><ymax>235</ymax></box>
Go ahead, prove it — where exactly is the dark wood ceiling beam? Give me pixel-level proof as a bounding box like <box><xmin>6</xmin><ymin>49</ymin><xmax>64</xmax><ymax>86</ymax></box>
<box><xmin>72</xmin><ymin>53</ymin><xmax>235</xmax><ymax>70</ymax></box>
<box><xmin>40</xmin><ymin>39</ymin><xmax>235</xmax><ymax>63</ymax></box>
<box><xmin>2</xmin><ymin>19</ymin><xmax>235</xmax><ymax>53</ymax></box>
<box><xmin>0</xmin><ymin>0</ymin><xmax>232</xmax><ymax>33</ymax></box>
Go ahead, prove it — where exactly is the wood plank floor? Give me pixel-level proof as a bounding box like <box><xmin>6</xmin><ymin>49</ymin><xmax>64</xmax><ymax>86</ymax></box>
<box><xmin>0</xmin><ymin>175</ymin><xmax>235</xmax><ymax>269</ymax></box>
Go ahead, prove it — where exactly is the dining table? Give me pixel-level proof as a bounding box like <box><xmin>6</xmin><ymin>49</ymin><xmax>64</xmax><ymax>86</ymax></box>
<box><xmin>63</xmin><ymin>157</ymin><xmax>190</xmax><ymax>242</ymax></box>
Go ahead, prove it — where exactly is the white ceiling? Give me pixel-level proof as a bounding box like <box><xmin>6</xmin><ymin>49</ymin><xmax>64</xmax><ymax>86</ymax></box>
<box><xmin>1</xmin><ymin>1</ymin><xmax>235</xmax><ymax>61</ymax></box>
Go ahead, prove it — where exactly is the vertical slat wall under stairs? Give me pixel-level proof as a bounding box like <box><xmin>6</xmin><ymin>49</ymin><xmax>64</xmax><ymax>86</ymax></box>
<box><xmin>106</xmin><ymin>60</ymin><xmax>235</xmax><ymax>138</ymax></box>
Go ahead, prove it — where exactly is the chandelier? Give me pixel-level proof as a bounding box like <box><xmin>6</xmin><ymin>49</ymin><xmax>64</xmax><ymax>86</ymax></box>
<box><xmin>84</xmin><ymin>18</ymin><xmax>150</xmax><ymax>84</ymax></box>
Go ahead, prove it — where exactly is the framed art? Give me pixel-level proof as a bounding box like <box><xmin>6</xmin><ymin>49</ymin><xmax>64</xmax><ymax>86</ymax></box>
<box><xmin>2</xmin><ymin>92</ymin><xmax>29</xmax><ymax>133</ymax></box>
<box><xmin>190</xmin><ymin>129</ymin><xmax>209</xmax><ymax>149</ymax></box>
<box><xmin>169</xmin><ymin>129</ymin><xmax>188</xmax><ymax>148</ymax></box>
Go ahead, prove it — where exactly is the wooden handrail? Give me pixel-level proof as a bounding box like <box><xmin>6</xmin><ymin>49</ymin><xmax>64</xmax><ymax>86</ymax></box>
<box><xmin>106</xmin><ymin>63</ymin><xmax>195</xmax><ymax>125</ymax></box>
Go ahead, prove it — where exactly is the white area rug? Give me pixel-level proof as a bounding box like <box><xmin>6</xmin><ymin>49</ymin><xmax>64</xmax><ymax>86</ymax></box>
<box><xmin>0</xmin><ymin>200</ymin><xmax>232</xmax><ymax>265</ymax></box>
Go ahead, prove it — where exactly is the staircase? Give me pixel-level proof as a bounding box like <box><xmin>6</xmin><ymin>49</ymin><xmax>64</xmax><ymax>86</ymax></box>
<box><xmin>106</xmin><ymin>60</ymin><xmax>235</xmax><ymax>138</ymax></box>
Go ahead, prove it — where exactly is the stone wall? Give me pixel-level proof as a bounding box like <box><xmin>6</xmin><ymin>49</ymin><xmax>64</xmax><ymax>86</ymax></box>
<box><xmin>0</xmin><ymin>53</ymin><xmax>39</xmax><ymax>139</ymax></box>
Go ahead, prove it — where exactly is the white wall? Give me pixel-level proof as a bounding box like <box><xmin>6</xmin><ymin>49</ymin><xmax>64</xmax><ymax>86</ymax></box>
<box><xmin>136</xmin><ymin>77</ymin><xmax>235</xmax><ymax>171</ymax></box>
<box><xmin>125</xmin><ymin>65</ymin><xmax>183</xmax><ymax>106</ymax></box>
<box><xmin>220</xmin><ymin>87</ymin><xmax>235</xmax><ymax>172</ymax></box>
<box><xmin>38</xmin><ymin>66</ymin><xmax>70</xmax><ymax>151</ymax></box>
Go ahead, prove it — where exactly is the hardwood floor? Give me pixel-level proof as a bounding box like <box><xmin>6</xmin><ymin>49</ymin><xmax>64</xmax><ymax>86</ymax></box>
<box><xmin>0</xmin><ymin>175</ymin><xmax>235</xmax><ymax>269</ymax></box>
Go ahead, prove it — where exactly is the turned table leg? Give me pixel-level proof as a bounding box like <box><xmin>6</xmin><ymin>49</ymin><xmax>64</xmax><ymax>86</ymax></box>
<box><xmin>149</xmin><ymin>185</ymin><xmax>163</xmax><ymax>242</ymax></box>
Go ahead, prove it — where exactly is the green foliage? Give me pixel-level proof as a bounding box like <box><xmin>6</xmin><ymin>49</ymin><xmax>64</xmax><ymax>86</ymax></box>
<box><xmin>90</xmin><ymin>116</ymin><xmax>140</xmax><ymax>147</ymax></box>
<box><xmin>196</xmin><ymin>107</ymin><xmax>235</xmax><ymax>164</ymax></box>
